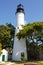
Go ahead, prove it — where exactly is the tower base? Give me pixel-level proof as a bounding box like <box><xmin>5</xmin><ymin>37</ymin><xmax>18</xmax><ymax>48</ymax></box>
<box><xmin>12</xmin><ymin>37</ymin><xmax>27</xmax><ymax>61</ymax></box>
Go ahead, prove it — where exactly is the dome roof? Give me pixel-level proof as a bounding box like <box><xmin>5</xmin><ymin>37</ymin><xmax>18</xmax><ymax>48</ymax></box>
<box><xmin>17</xmin><ymin>4</ymin><xmax>23</xmax><ymax>8</ymax></box>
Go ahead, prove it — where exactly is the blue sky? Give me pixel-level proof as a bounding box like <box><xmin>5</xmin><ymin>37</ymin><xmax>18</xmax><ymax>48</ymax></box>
<box><xmin>0</xmin><ymin>0</ymin><xmax>43</xmax><ymax>27</ymax></box>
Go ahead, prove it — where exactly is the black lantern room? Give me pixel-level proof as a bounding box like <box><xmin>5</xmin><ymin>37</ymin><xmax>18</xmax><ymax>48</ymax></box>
<box><xmin>16</xmin><ymin>4</ymin><xmax>25</xmax><ymax>14</ymax></box>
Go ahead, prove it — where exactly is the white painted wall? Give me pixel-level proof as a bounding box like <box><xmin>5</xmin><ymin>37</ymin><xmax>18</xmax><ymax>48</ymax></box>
<box><xmin>0</xmin><ymin>55</ymin><xmax>2</xmax><ymax>62</ymax></box>
<box><xmin>12</xmin><ymin>37</ymin><xmax>27</xmax><ymax>61</ymax></box>
<box><xmin>15</xmin><ymin>13</ymin><xmax>25</xmax><ymax>34</ymax></box>
<box><xmin>2</xmin><ymin>49</ymin><xmax>8</xmax><ymax>61</ymax></box>
<box><xmin>16</xmin><ymin>12</ymin><xmax>25</xmax><ymax>27</ymax></box>
<box><xmin>12</xmin><ymin>12</ymin><xmax>27</xmax><ymax>61</ymax></box>
<box><xmin>0</xmin><ymin>49</ymin><xmax>8</xmax><ymax>62</ymax></box>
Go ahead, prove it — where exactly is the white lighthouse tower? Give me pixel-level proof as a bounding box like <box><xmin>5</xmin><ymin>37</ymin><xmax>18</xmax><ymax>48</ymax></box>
<box><xmin>12</xmin><ymin>4</ymin><xmax>27</xmax><ymax>61</ymax></box>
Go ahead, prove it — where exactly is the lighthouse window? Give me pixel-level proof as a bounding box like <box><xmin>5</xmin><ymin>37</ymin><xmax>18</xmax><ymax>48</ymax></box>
<box><xmin>21</xmin><ymin>52</ymin><xmax>25</xmax><ymax>60</ymax></box>
<box><xmin>17</xmin><ymin>27</ymin><xmax>19</xmax><ymax>29</ymax></box>
<box><xmin>21</xmin><ymin>52</ymin><xmax>24</xmax><ymax>57</ymax></box>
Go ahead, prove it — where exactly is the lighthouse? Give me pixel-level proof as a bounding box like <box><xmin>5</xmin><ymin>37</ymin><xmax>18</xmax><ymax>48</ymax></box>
<box><xmin>12</xmin><ymin>4</ymin><xmax>27</xmax><ymax>61</ymax></box>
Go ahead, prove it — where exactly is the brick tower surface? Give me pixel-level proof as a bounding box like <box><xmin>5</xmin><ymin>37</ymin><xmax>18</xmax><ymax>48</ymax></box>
<box><xmin>12</xmin><ymin>4</ymin><xmax>27</xmax><ymax>61</ymax></box>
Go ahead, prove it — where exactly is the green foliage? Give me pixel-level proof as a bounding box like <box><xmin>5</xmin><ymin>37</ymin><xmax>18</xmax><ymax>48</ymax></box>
<box><xmin>0</xmin><ymin>23</ymin><xmax>15</xmax><ymax>48</ymax></box>
<box><xmin>16</xmin><ymin>22</ymin><xmax>43</xmax><ymax>60</ymax></box>
<box><xmin>0</xmin><ymin>43</ymin><xmax>2</xmax><ymax>55</ymax></box>
<box><xmin>16</xmin><ymin>22</ymin><xmax>43</xmax><ymax>39</ymax></box>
